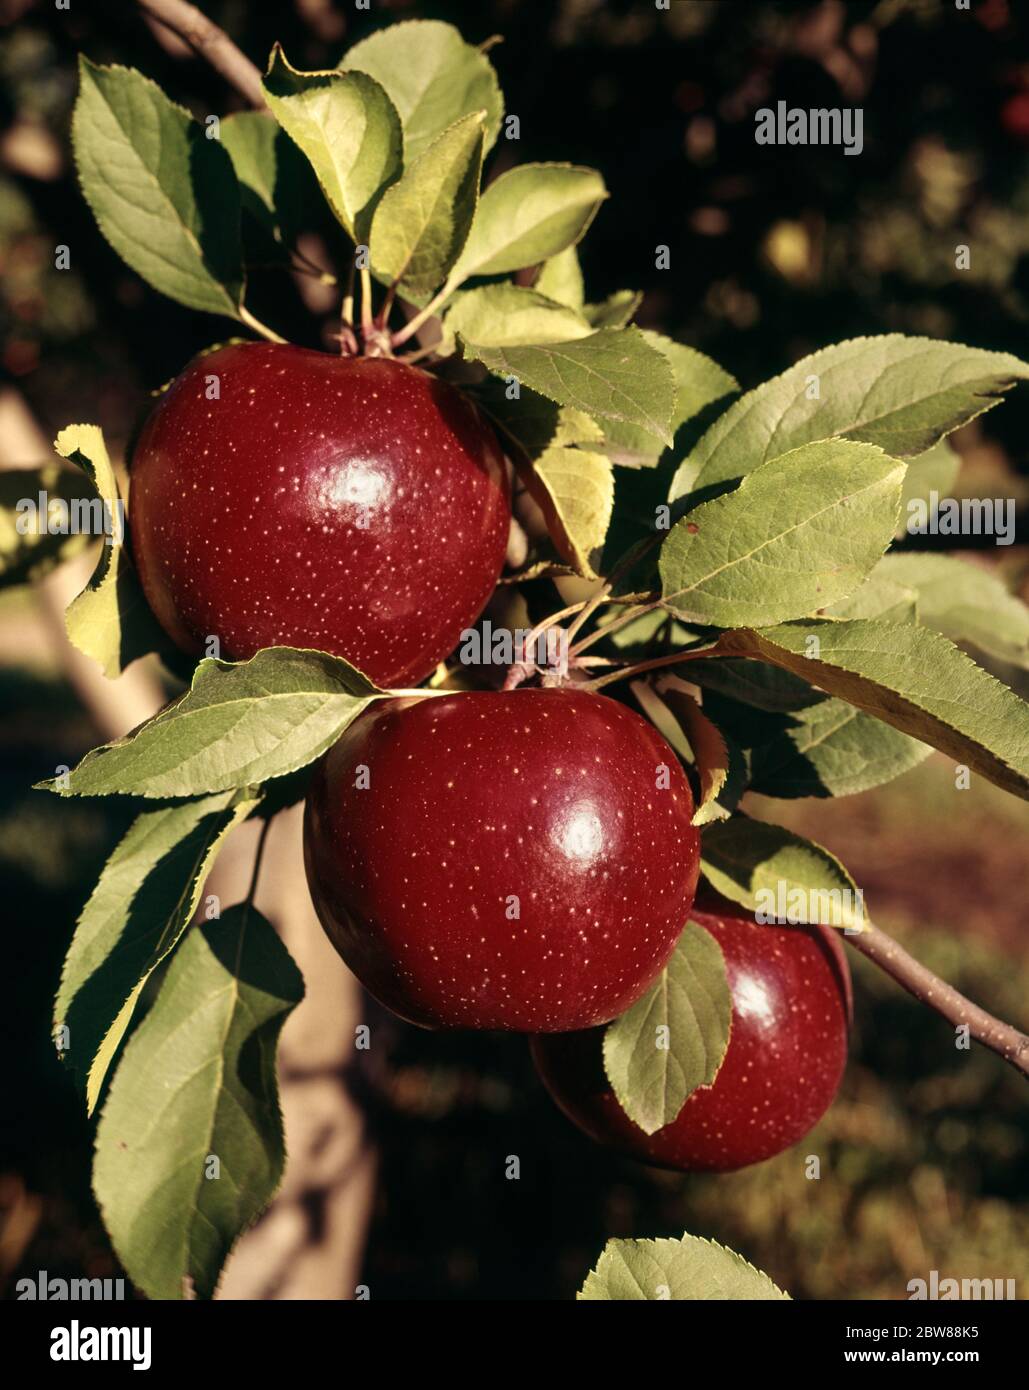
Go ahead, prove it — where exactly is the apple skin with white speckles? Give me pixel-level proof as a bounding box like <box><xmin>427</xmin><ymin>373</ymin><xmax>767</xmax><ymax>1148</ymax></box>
<box><xmin>530</xmin><ymin>898</ymin><xmax>851</xmax><ymax>1170</ymax></box>
<box><xmin>303</xmin><ymin>687</ymin><xmax>702</xmax><ymax>1031</ymax></box>
<box><xmin>129</xmin><ymin>343</ymin><xmax>510</xmax><ymax>688</ymax></box>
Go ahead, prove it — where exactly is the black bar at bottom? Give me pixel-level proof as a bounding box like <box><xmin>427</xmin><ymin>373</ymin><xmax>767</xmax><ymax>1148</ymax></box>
<box><xmin>0</xmin><ymin>1296</ymin><xmax>1021</xmax><ymax>1372</ymax></box>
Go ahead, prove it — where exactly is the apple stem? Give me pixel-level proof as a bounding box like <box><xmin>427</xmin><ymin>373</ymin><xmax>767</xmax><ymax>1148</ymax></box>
<box><xmin>341</xmin><ymin>259</ymin><xmax>356</xmax><ymax>328</ymax></box>
<box><xmin>397</xmin><ymin>342</ymin><xmax>442</xmax><ymax>366</ymax></box>
<box><xmin>847</xmin><ymin>922</ymin><xmax>1029</xmax><ymax>1081</ymax></box>
<box><xmin>238</xmin><ymin>305</ymin><xmax>287</xmax><ymax>344</ymax></box>
<box><xmin>359</xmin><ymin>265</ymin><xmax>374</xmax><ymax>336</ymax></box>
<box><xmin>502</xmin><ymin>599</ymin><xmax>602</xmax><ymax>691</ymax></box>
<box><xmin>338</xmin><ymin>325</ymin><xmax>360</xmax><ymax>357</ymax></box>
<box><xmin>356</xmin><ymin>266</ymin><xmax>396</xmax><ymax>357</ymax></box>
<box><xmin>565</xmin><ymin>536</ymin><xmax>665</xmax><ymax>651</ymax></box>
<box><xmin>578</xmin><ymin>647</ymin><xmax>712</xmax><ymax>691</ymax></box>
<box><xmin>377</xmin><ymin>282</ymin><xmax>398</xmax><ymax>330</ymax></box>
<box><xmin>391</xmin><ymin>280</ymin><xmax>456</xmax><ymax>350</ymax></box>
<box><xmin>564</xmin><ymin>581</ymin><xmax>617</xmax><ymax>650</ymax></box>
<box><xmin>569</xmin><ymin>589</ymin><xmax>670</xmax><ymax>661</ymax></box>
<box><xmin>245</xmin><ymin>815</ymin><xmax>273</xmax><ymax>909</ymax></box>
<box><xmin>572</xmin><ymin>655</ymin><xmax>622</xmax><ymax>670</ymax></box>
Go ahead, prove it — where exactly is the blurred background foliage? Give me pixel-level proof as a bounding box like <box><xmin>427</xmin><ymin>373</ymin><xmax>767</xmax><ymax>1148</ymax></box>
<box><xmin>0</xmin><ymin>0</ymin><xmax>1027</xmax><ymax>1300</ymax></box>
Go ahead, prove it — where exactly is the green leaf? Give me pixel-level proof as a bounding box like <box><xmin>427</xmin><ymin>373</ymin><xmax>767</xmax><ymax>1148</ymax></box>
<box><xmin>220</xmin><ymin>113</ymin><xmax>331</xmax><ymax>271</ymax></box>
<box><xmin>466</xmin><ymin>327</ymin><xmax>676</xmax><ymax>445</ymax></box>
<box><xmin>873</xmin><ymin>553</ymin><xmax>1029</xmax><ymax>669</ymax></box>
<box><xmin>93</xmin><ymin>905</ymin><xmax>304</xmax><ymax>1301</ymax></box>
<box><xmin>262</xmin><ymin>46</ymin><xmax>402</xmax><ymax>243</ymax></box>
<box><xmin>450</xmin><ymin>163</ymin><xmax>607</xmax><ymax>283</ymax></box>
<box><xmin>340</xmin><ymin>19</ymin><xmax>503</xmax><ymax>164</ymax></box>
<box><xmin>219</xmin><ymin>111</ymin><xmax>323</xmax><ymax>262</ymax></box>
<box><xmin>519</xmin><ymin>446</ymin><xmax>614</xmax><ymax>578</ymax></box>
<box><xmin>601</xmin><ymin>331</ymin><xmax>739</xmax><ymax>467</ymax></box>
<box><xmin>54</xmin><ymin>424</ymin><xmax>174</xmax><ymax>677</ymax></box>
<box><xmin>578</xmin><ymin>1233</ymin><xmax>790</xmax><ymax>1301</ymax></box>
<box><xmin>478</xmin><ymin>380</ymin><xmax>604</xmax><ymax>457</ymax></box>
<box><xmin>686</xmin><ymin>658</ymin><xmax>823</xmax><ymax>713</ymax></box>
<box><xmin>897</xmin><ymin>438</ymin><xmax>961</xmax><ymax>538</ymax></box>
<box><xmin>369</xmin><ymin>111</ymin><xmax>484</xmax><ymax>298</ymax></box>
<box><xmin>657</xmin><ymin>335</ymin><xmax>740</xmax><ymax>436</ymax></box>
<box><xmin>701</xmin><ymin>818</ymin><xmax>863</xmax><ymax>930</ymax></box>
<box><xmin>480</xmin><ymin>379</ymin><xmax>613</xmax><ymax>572</ymax></box>
<box><xmin>73</xmin><ymin>57</ymin><xmax>243</xmax><ymax>317</ymax></box>
<box><xmin>219</xmin><ymin>112</ymin><xmax>291</xmax><ymax>265</ymax></box>
<box><xmin>709</xmin><ymin>620</ymin><xmax>1029</xmax><ymax>800</ymax></box>
<box><xmin>749</xmin><ymin>700</ymin><xmax>931</xmax><ymax>798</ymax></box>
<box><xmin>584</xmin><ymin>290</ymin><xmax>642</xmax><ymax>330</ymax></box>
<box><xmin>822</xmin><ymin>571</ymin><xmax>918</xmax><ymax>622</ymax></box>
<box><xmin>444</xmin><ymin>284</ymin><xmax>591</xmax><ymax>348</ymax></box>
<box><xmin>534</xmin><ymin>244</ymin><xmax>584</xmax><ymax>308</ymax></box>
<box><xmin>603</xmin><ymin>921</ymin><xmax>731</xmax><ymax>1134</ymax></box>
<box><xmin>660</xmin><ymin>441</ymin><xmax>904</xmax><ymax>627</ymax></box>
<box><xmin>599</xmin><ymin>339</ymin><xmax>738</xmax><ymax>563</ymax></box>
<box><xmin>219</xmin><ymin>112</ymin><xmax>280</xmax><ymax>219</ymax></box>
<box><xmin>699</xmin><ymin>676</ymin><xmax>931</xmax><ymax>800</ymax></box>
<box><xmin>0</xmin><ymin>463</ymin><xmax>97</xmax><ymax>588</ymax></box>
<box><xmin>42</xmin><ymin>647</ymin><xmax>382</xmax><ymax>799</ymax></box>
<box><xmin>670</xmin><ymin>334</ymin><xmax>1029</xmax><ymax>504</ymax></box>
<box><xmin>55</xmin><ymin>790</ymin><xmax>256</xmax><ymax>1114</ymax></box>
<box><xmin>584</xmin><ymin>289</ymin><xmax>639</xmax><ymax>329</ymax></box>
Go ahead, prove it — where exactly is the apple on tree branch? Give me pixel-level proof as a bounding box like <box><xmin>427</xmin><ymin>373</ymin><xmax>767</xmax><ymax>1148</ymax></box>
<box><xmin>29</xmin><ymin>0</ymin><xmax>1029</xmax><ymax>1304</ymax></box>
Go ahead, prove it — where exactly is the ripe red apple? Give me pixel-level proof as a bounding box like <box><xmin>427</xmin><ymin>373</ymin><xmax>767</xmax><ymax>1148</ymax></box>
<box><xmin>530</xmin><ymin>897</ymin><xmax>851</xmax><ymax>1170</ymax></box>
<box><xmin>303</xmin><ymin>687</ymin><xmax>702</xmax><ymax>1030</ymax></box>
<box><xmin>129</xmin><ymin>343</ymin><xmax>510</xmax><ymax>687</ymax></box>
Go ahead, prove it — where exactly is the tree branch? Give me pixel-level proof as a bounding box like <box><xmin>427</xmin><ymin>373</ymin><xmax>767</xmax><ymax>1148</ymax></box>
<box><xmin>848</xmin><ymin>922</ymin><xmax>1029</xmax><ymax>1080</ymax></box>
<box><xmin>136</xmin><ymin>0</ymin><xmax>266</xmax><ymax>109</ymax></box>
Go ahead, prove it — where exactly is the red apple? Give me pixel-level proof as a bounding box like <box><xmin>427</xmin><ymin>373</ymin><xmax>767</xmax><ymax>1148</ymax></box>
<box><xmin>303</xmin><ymin>687</ymin><xmax>702</xmax><ymax>1030</ymax></box>
<box><xmin>531</xmin><ymin>897</ymin><xmax>851</xmax><ymax>1170</ymax></box>
<box><xmin>129</xmin><ymin>343</ymin><xmax>510</xmax><ymax>687</ymax></box>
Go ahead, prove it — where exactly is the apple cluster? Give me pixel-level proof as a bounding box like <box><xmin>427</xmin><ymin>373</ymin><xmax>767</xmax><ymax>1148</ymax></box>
<box><xmin>130</xmin><ymin>341</ymin><xmax>850</xmax><ymax>1174</ymax></box>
